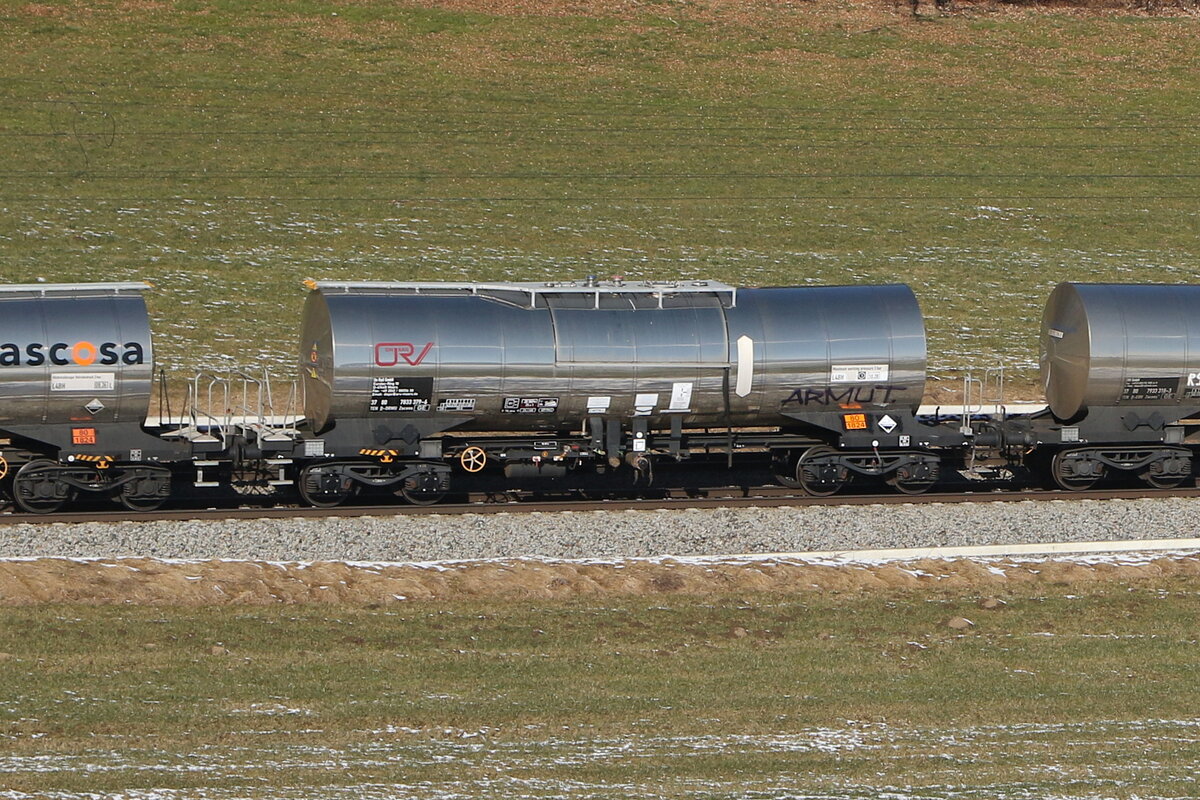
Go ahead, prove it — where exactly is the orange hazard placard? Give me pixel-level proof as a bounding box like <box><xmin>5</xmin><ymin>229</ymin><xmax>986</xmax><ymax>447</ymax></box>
<box><xmin>72</xmin><ymin>427</ymin><xmax>97</xmax><ymax>445</ymax></box>
<box><xmin>842</xmin><ymin>414</ymin><xmax>867</xmax><ymax>431</ymax></box>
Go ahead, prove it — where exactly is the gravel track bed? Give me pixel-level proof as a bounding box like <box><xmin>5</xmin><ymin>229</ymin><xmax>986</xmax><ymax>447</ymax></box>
<box><xmin>0</xmin><ymin>498</ymin><xmax>1192</xmax><ymax>562</ymax></box>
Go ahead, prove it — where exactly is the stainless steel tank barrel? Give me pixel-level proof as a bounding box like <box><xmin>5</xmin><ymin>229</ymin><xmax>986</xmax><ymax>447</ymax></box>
<box><xmin>1042</xmin><ymin>282</ymin><xmax>1200</xmax><ymax>420</ymax></box>
<box><xmin>0</xmin><ymin>283</ymin><xmax>153</xmax><ymax>426</ymax></box>
<box><xmin>299</xmin><ymin>279</ymin><xmax>927</xmax><ymax>432</ymax></box>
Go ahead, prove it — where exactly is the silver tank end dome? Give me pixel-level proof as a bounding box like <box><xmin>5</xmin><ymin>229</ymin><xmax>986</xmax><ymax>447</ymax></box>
<box><xmin>1041</xmin><ymin>282</ymin><xmax>1200</xmax><ymax>421</ymax></box>
<box><xmin>1040</xmin><ymin>282</ymin><xmax>1092</xmax><ymax>420</ymax></box>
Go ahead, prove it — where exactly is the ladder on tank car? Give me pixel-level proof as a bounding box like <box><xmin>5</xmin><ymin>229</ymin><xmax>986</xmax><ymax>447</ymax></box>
<box><xmin>961</xmin><ymin>366</ymin><xmax>1007</xmax><ymax>433</ymax></box>
<box><xmin>161</xmin><ymin>370</ymin><xmax>303</xmax><ymax>488</ymax></box>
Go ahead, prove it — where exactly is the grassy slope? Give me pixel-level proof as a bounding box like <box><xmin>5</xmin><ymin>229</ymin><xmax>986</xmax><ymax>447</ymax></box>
<box><xmin>3</xmin><ymin>8</ymin><xmax>1200</xmax><ymax>797</ymax></box>
<box><xmin>1</xmin><ymin>0</ymin><xmax>1198</xmax><ymax>390</ymax></box>
<box><xmin>4</xmin><ymin>585</ymin><xmax>1200</xmax><ymax>796</ymax></box>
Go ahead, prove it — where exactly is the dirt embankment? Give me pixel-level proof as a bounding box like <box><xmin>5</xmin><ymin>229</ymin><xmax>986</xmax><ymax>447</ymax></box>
<box><xmin>1</xmin><ymin>555</ymin><xmax>1198</xmax><ymax>605</ymax></box>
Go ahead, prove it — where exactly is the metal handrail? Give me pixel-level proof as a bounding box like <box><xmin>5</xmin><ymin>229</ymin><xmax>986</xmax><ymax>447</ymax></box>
<box><xmin>185</xmin><ymin>372</ymin><xmax>230</xmax><ymax>445</ymax></box>
<box><xmin>229</xmin><ymin>371</ymin><xmax>265</xmax><ymax>427</ymax></box>
<box><xmin>0</xmin><ymin>281</ymin><xmax>151</xmax><ymax>296</ymax></box>
<box><xmin>222</xmin><ymin>369</ymin><xmax>304</xmax><ymax>436</ymax></box>
<box><xmin>307</xmin><ymin>279</ymin><xmax>738</xmax><ymax>309</ymax></box>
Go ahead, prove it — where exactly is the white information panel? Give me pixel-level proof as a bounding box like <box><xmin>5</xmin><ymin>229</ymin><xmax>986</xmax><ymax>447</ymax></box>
<box><xmin>634</xmin><ymin>393</ymin><xmax>659</xmax><ymax>415</ymax></box>
<box><xmin>668</xmin><ymin>382</ymin><xmax>693</xmax><ymax>411</ymax></box>
<box><xmin>586</xmin><ymin>396</ymin><xmax>611</xmax><ymax>414</ymax></box>
<box><xmin>830</xmin><ymin>364</ymin><xmax>889</xmax><ymax>384</ymax></box>
<box><xmin>50</xmin><ymin>372</ymin><xmax>116</xmax><ymax>392</ymax></box>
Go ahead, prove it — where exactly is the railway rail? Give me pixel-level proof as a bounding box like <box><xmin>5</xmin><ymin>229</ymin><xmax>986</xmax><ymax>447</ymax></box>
<box><xmin>3</xmin><ymin>482</ymin><xmax>1198</xmax><ymax>526</ymax></box>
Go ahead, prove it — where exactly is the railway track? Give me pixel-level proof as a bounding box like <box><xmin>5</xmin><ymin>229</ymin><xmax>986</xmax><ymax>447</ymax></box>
<box><xmin>3</xmin><ymin>483</ymin><xmax>1199</xmax><ymax>526</ymax></box>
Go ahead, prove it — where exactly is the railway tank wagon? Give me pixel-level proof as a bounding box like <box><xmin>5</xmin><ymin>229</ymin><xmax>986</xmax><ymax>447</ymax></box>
<box><xmin>6</xmin><ymin>278</ymin><xmax>1200</xmax><ymax>514</ymax></box>
<box><xmin>295</xmin><ymin>278</ymin><xmax>964</xmax><ymax>505</ymax></box>
<box><xmin>1033</xmin><ymin>282</ymin><xmax>1200</xmax><ymax>489</ymax></box>
<box><xmin>0</xmin><ymin>282</ymin><xmax>187</xmax><ymax>511</ymax></box>
<box><xmin>0</xmin><ymin>282</ymin><xmax>304</xmax><ymax>513</ymax></box>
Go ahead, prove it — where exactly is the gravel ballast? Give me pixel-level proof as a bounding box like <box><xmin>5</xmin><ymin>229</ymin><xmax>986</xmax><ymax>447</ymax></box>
<box><xmin>0</xmin><ymin>498</ymin><xmax>1193</xmax><ymax>562</ymax></box>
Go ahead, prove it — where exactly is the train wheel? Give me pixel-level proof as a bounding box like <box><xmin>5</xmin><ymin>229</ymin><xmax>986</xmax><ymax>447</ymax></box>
<box><xmin>771</xmin><ymin>451</ymin><xmax>802</xmax><ymax>489</ymax></box>
<box><xmin>889</xmin><ymin>480</ymin><xmax>927</xmax><ymax>495</ymax></box>
<box><xmin>1141</xmin><ymin>461</ymin><xmax>1189</xmax><ymax>490</ymax></box>
<box><xmin>1143</xmin><ymin>472</ymin><xmax>1186</xmax><ymax>490</ymax></box>
<box><xmin>13</xmin><ymin>460</ymin><xmax>74</xmax><ymax>514</ymax></box>
<box><xmin>0</xmin><ymin>455</ymin><xmax>10</xmax><ymax>511</ymax></box>
<box><xmin>397</xmin><ymin>470</ymin><xmax>447</xmax><ymax>506</ymax></box>
<box><xmin>116</xmin><ymin>468</ymin><xmax>172</xmax><ymax>512</ymax></box>
<box><xmin>117</xmin><ymin>492</ymin><xmax>167</xmax><ymax>512</ymax></box>
<box><xmin>398</xmin><ymin>486</ymin><xmax>446</xmax><ymax>506</ymax></box>
<box><xmin>297</xmin><ymin>465</ymin><xmax>357</xmax><ymax>508</ymax></box>
<box><xmin>1051</xmin><ymin>450</ymin><xmax>1104</xmax><ymax>491</ymax></box>
<box><xmin>796</xmin><ymin>446</ymin><xmax>848</xmax><ymax>497</ymax></box>
<box><xmin>888</xmin><ymin>464</ymin><xmax>940</xmax><ymax>495</ymax></box>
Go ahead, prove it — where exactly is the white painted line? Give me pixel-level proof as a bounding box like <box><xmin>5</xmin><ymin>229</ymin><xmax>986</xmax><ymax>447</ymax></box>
<box><xmin>726</xmin><ymin>537</ymin><xmax>1200</xmax><ymax>563</ymax></box>
<box><xmin>3</xmin><ymin>539</ymin><xmax>1200</xmax><ymax>571</ymax></box>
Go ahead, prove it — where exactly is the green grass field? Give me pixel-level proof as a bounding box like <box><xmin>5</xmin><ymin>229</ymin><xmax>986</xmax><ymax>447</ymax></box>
<box><xmin>4</xmin><ymin>583</ymin><xmax>1200</xmax><ymax>797</ymax></box>
<box><xmin>3</xmin><ymin>7</ymin><xmax>1200</xmax><ymax>795</ymax></box>
<box><xmin>2</xmin><ymin>0</ymin><xmax>1199</xmax><ymax>391</ymax></box>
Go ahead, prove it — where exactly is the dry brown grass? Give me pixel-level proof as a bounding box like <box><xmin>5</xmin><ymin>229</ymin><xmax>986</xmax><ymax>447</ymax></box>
<box><xmin>15</xmin><ymin>0</ymin><xmax>1194</xmax><ymax>25</ymax></box>
<box><xmin>417</xmin><ymin>0</ymin><xmax>1200</xmax><ymax>20</ymax></box>
<box><xmin>19</xmin><ymin>3</ymin><xmax>62</xmax><ymax>16</ymax></box>
<box><xmin>2</xmin><ymin>553</ymin><xmax>1196</xmax><ymax>605</ymax></box>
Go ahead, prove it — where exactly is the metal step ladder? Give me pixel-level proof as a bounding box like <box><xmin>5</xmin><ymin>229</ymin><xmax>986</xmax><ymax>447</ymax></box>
<box><xmin>227</xmin><ymin>370</ymin><xmax>303</xmax><ymax>453</ymax></box>
<box><xmin>156</xmin><ymin>369</ymin><xmax>303</xmax><ymax>488</ymax></box>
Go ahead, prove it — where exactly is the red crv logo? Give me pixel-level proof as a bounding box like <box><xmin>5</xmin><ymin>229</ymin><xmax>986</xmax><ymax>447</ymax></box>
<box><xmin>375</xmin><ymin>342</ymin><xmax>434</xmax><ymax>366</ymax></box>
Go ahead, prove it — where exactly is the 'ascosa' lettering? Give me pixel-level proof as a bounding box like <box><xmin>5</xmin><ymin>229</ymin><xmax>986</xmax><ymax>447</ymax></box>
<box><xmin>0</xmin><ymin>341</ymin><xmax>146</xmax><ymax>367</ymax></box>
